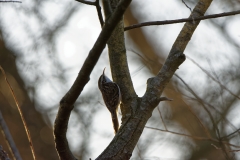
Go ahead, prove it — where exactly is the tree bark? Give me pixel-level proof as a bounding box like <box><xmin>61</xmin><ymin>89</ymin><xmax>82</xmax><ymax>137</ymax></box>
<box><xmin>96</xmin><ymin>0</ymin><xmax>213</xmax><ymax>159</ymax></box>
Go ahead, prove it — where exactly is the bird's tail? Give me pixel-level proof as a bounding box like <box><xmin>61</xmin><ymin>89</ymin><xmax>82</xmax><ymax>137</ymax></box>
<box><xmin>111</xmin><ymin>111</ymin><xmax>119</xmax><ymax>134</ymax></box>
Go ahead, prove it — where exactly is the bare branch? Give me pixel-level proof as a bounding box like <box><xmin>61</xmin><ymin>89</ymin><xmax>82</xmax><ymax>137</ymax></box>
<box><xmin>221</xmin><ymin>128</ymin><xmax>240</xmax><ymax>139</ymax></box>
<box><xmin>145</xmin><ymin>126</ymin><xmax>240</xmax><ymax>149</ymax></box>
<box><xmin>182</xmin><ymin>0</ymin><xmax>192</xmax><ymax>12</ymax></box>
<box><xmin>184</xmin><ymin>102</ymin><xmax>212</xmax><ymax>139</ymax></box>
<box><xmin>187</xmin><ymin>55</ymin><xmax>240</xmax><ymax>100</ymax></box>
<box><xmin>124</xmin><ymin>10</ymin><xmax>240</xmax><ymax>31</ymax></box>
<box><xmin>183</xmin><ymin>94</ymin><xmax>238</xmax><ymax>132</ymax></box>
<box><xmin>75</xmin><ymin>0</ymin><xmax>95</xmax><ymax>5</ymax></box>
<box><xmin>157</xmin><ymin>106</ymin><xmax>167</xmax><ymax>130</ymax></box>
<box><xmin>159</xmin><ymin>97</ymin><xmax>172</xmax><ymax>101</ymax></box>
<box><xmin>0</xmin><ymin>1</ymin><xmax>21</xmax><ymax>2</ymax></box>
<box><xmin>174</xmin><ymin>73</ymin><xmax>233</xmax><ymax>159</ymax></box>
<box><xmin>76</xmin><ymin>0</ymin><xmax>104</xmax><ymax>26</ymax></box>
<box><xmin>54</xmin><ymin>0</ymin><xmax>132</xmax><ymax>159</ymax></box>
<box><xmin>0</xmin><ymin>111</ymin><xmax>22</xmax><ymax>160</ymax></box>
<box><xmin>145</xmin><ymin>126</ymin><xmax>214</xmax><ymax>141</ymax></box>
<box><xmin>0</xmin><ymin>66</ymin><xmax>36</xmax><ymax>160</ymax></box>
<box><xmin>96</xmin><ymin>1</ymin><xmax>216</xmax><ymax>159</ymax></box>
<box><xmin>103</xmin><ymin>0</ymin><xmax>136</xmax><ymax>122</ymax></box>
<box><xmin>143</xmin><ymin>0</ymin><xmax>214</xmax><ymax>110</ymax></box>
<box><xmin>136</xmin><ymin>145</ymin><xmax>143</xmax><ymax>159</ymax></box>
<box><xmin>175</xmin><ymin>73</ymin><xmax>220</xmax><ymax>138</ymax></box>
<box><xmin>96</xmin><ymin>0</ymin><xmax>104</xmax><ymax>26</ymax></box>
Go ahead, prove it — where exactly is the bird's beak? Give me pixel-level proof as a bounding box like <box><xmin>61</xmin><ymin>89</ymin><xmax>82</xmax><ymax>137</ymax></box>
<box><xmin>103</xmin><ymin>67</ymin><xmax>106</xmax><ymax>75</ymax></box>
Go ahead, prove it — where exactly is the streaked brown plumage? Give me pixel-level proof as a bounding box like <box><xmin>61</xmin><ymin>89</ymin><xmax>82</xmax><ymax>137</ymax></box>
<box><xmin>98</xmin><ymin>68</ymin><xmax>121</xmax><ymax>134</ymax></box>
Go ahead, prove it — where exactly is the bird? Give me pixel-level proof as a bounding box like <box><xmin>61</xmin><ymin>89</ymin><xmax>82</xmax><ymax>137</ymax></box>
<box><xmin>98</xmin><ymin>68</ymin><xmax>121</xmax><ymax>134</ymax></box>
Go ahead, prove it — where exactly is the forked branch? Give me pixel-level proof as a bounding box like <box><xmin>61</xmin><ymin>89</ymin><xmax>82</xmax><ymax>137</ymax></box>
<box><xmin>143</xmin><ymin>0</ymin><xmax>213</xmax><ymax>108</ymax></box>
<box><xmin>96</xmin><ymin>0</ymin><xmax>214</xmax><ymax>159</ymax></box>
<box><xmin>76</xmin><ymin>0</ymin><xmax>104</xmax><ymax>26</ymax></box>
<box><xmin>54</xmin><ymin>0</ymin><xmax>132</xmax><ymax>159</ymax></box>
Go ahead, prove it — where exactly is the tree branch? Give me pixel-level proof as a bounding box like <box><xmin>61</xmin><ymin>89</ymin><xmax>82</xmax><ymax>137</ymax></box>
<box><xmin>75</xmin><ymin>0</ymin><xmax>95</xmax><ymax>5</ymax></box>
<box><xmin>103</xmin><ymin>0</ymin><xmax>136</xmax><ymax>123</ymax></box>
<box><xmin>183</xmin><ymin>100</ymin><xmax>212</xmax><ymax>139</ymax></box>
<box><xmin>187</xmin><ymin>55</ymin><xmax>240</xmax><ymax>99</ymax></box>
<box><xmin>0</xmin><ymin>111</ymin><xmax>22</xmax><ymax>160</ymax></box>
<box><xmin>96</xmin><ymin>0</ymin><xmax>104</xmax><ymax>26</ymax></box>
<box><xmin>96</xmin><ymin>0</ymin><xmax>215</xmax><ymax>159</ymax></box>
<box><xmin>174</xmin><ymin>73</ymin><xmax>232</xmax><ymax>159</ymax></box>
<box><xmin>145</xmin><ymin>126</ymin><xmax>215</xmax><ymax>141</ymax></box>
<box><xmin>143</xmin><ymin>0</ymin><xmax>213</xmax><ymax>108</ymax></box>
<box><xmin>221</xmin><ymin>128</ymin><xmax>240</xmax><ymax>139</ymax></box>
<box><xmin>53</xmin><ymin>0</ymin><xmax>132</xmax><ymax>159</ymax></box>
<box><xmin>184</xmin><ymin>94</ymin><xmax>239</xmax><ymax>137</ymax></box>
<box><xmin>0</xmin><ymin>1</ymin><xmax>21</xmax><ymax>2</ymax></box>
<box><xmin>181</xmin><ymin>0</ymin><xmax>192</xmax><ymax>12</ymax></box>
<box><xmin>124</xmin><ymin>10</ymin><xmax>240</xmax><ymax>31</ymax></box>
<box><xmin>145</xmin><ymin>126</ymin><xmax>240</xmax><ymax>151</ymax></box>
<box><xmin>76</xmin><ymin>0</ymin><xmax>104</xmax><ymax>26</ymax></box>
<box><xmin>174</xmin><ymin>73</ymin><xmax>220</xmax><ymax>138</ymax></box>
<box><xmin>0</xmin><ymin>66</ymin><xmax>36</xmax><ymax>160</ymax></box>
<box><xmin>157</xmin><ymin>106</ymin><xmax>167</xmax><ymax>130</ymax></box>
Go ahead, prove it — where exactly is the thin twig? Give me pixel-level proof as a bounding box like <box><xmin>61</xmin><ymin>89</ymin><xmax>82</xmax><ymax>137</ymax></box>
<box><xmin>174</xmin><ymin>74</ymin><xmax>222</xmax><ymax>139</ymax></box>
<box><xmin>174</xmin><ymin>74</ymin><xmax>232</xmax><ymax>158</ymax></box>
<box><xmin>0</xmin><ymin>110</ymin><xmax>22</xmax><ymax>160</ymax></box>
<box><xmin>145</xmin><ymin>126</ymin><xmax>240</xmax><ymax>149</ymax></box>
<box><xmin>184</xmin><ymin>102</ymin><xmax>212</xmax><ymax>139</ymax></box>
<box><xmin>181</xmin><ymin>0</ymin><xmax>195</xmax><ymax>24</ymax></box>
<box><xmin>75</xmin><ymin>0</ymin><xmax>104</xmax><ymax>26</ymax></box>
<box><xmin>136</xmin><ymin>144</ymin><xmax>142</xmax><ymax>159</ymax></box>
<box><xmin>75</xmin><ymin>0</ymin><xmax>95</xmax><ymax>5</ymax></box>
<box><xmin>221</xmin><ymin>128</ymin><xmax>240</xmax><ymax>139</ymax></box>
<box><xmin>184</xmin><ymin>94</ymin><xmax>238</xmax><ymax>134</ymax></box>
<box><xmin>157</xmin><ymin>106</ymin><xmax>167</xmax><ymax>130</ymax></box>
<box><xmin>206</xmin><ymin>58</ymin><xmax>226</xmax><ymax>109</ymax></box>
<box><xmin>95</xmin><ymin>0</ymin><xmax>104</xmax><ymax>27</ymax></box>
<box><xmin>124</xmin><ymin>10</ymin><xmax>240</xmax><ymax>31</ymax></box>
<box><xmin>187</xmin><ymin>55</ymin><xmax>240</xmax><ymax>100</ymax></box>
<box><xmin>182</xmin><ymin>0</ymin><xmax>192</xmax><ymax>12</ymax></box>
<box><xmin>145</xmin><ymin>126</ymin><xmax>214</xmax><ymax>141</ymax></box>
<box><xmin>0</xmin><ymin>66</ymin><xmax>36</xmax><ymax>160</ymax></box>
<box><xmin>159</xmin><ymin>97</ymin><xmax>172</xmax><ymax>101</ymax></box>
<box><xmin>0</xmin><ymin>0</ymin><xmax>21</xmax><ymax>2</ymax></box>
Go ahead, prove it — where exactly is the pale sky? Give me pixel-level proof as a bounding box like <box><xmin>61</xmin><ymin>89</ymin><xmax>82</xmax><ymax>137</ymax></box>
<box><xmin>1</xmin><ymin>0</ymin><xmax>240</xmax><ymax>159</ymax></box>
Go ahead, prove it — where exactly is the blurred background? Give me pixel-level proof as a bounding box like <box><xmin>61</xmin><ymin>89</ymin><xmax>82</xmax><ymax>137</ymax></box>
<box><xmin>0</xmin><ymin>0</ymin><xmax>240</xmax><ymax>159</ymax></box>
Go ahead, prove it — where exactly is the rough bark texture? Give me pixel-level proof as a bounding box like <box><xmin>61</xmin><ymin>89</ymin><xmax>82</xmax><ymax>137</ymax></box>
<box><xmin>96</xmin><ymin>0</ymin><xmax>213</xmax><ymax>159</ymax></box>
<box><xmin>103</xmin><ymin>0</ymin><xmax>136</xmax><ymax>124</ymax></box>
<box><xmin>54</xmin><ymin>0</ymin><xmax>132</xmax><ymax>159</ymax></box>
<box><xmin>125</xmin><ymin>4</ymin><xmax>235</xmax><ymax>160</ymax></box>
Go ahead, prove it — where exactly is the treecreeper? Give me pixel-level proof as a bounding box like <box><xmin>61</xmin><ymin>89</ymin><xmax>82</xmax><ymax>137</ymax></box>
<box><xmin>98</xmin><ymin>68</ymin><xmax>121</xmax><ymax>134</ymax></box>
